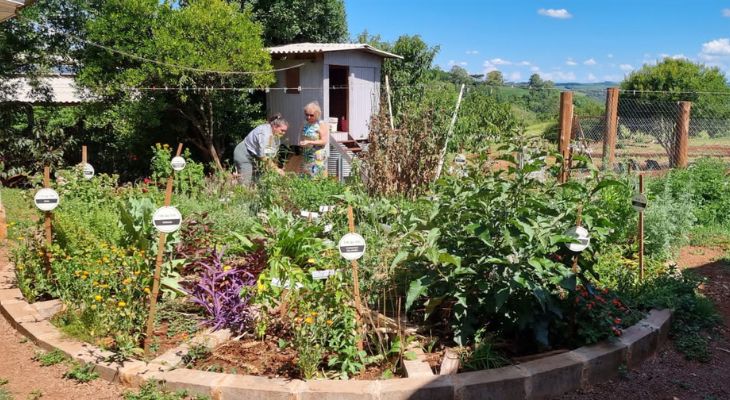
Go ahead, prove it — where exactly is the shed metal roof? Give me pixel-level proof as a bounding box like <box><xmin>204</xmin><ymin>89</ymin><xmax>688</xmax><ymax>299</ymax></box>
<box><xmin>4</xmin><ymin>76</ymin><xmax>89</xmax><ymax>104</ymax></box>
<box><xmin>268</xmin><ymin>42</ymin><xmax>402</xmax><ymax>59</ymax></box>
<box><xmin>0</xmin><ymin>0</ymin><xmax>33</xmax><ymax>23</ymax></box>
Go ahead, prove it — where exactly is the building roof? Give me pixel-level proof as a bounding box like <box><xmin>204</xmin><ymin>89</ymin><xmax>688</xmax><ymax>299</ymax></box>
<box><xmin>4</xmin><ymin>76</ymin><xmax>89</xmax><ymax>104</ymax></box>
<box><xmin>268</xmin><ymin>43</ymin><xmax>403</xmax><ymax>60</ymax></box>
<box><xmin>0</xmin><ymin>0</ymin><xmax>33</xmax><ymax>23</ymax></box>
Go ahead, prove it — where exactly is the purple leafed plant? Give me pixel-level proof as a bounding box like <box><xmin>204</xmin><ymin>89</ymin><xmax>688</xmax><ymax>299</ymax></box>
<box><xmin>186</xmin><ymin>247</ymin><xmax>259</xmax><ymax>334</ymax></box>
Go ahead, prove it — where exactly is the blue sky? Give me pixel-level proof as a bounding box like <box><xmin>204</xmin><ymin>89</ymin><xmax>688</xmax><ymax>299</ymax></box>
<box><xmin>345</xmin><ymin>1</ymin><xmax>730</xmax><ymax>83</ymax></box>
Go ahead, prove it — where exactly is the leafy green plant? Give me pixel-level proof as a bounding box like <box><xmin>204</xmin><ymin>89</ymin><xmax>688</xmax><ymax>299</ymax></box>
<box><xmin>33</xmin><ymin>349</ymin><xmax>67</xmax><ymax>366</ymax></box>
<box><xmin>150</xmin><ymin>144</ymin><xmax>206</xmax><ymax>197</ymax></box>
<box><xmin>63</xmin><ymin>362</ymin><xmax>99</xmax><ymax>382</ymax></box>
<box><xmin>123</xmin><ymin>380</ymin><xmax>208</xmax><ymax>400</ymax></box>
<box><xmin>181</xmin><ymin>344</ymin><xmax>211</xmax><ymax>368</ymax></box>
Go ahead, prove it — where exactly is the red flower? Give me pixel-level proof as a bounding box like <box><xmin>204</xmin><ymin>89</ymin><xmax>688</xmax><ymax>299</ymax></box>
<box><xmin>614</xmin><ymin>318</ymin><xmax>622</xmax><ymax>324</ymax></box>
<box><xmin>143</xmin><ymin>177</ymin><xmax>152</xmax><ymax>184</ymax></box>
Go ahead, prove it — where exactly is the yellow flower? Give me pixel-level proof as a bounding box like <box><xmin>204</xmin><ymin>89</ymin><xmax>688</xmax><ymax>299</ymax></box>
<box><xmin>117</xmin><ymin>301</ymin><xmax>126</xmax><ymax>308</ymax></box>
<box><xmin>310</xmin><ymin>312</ymin><xmax>318</xmax><ymax>317</ymax></box>
<box><xmin>326</xmin><ymin>320</ymin><xmax>333</xmax><ymax>326</ymax></box>
<box><xmin>307</xmin><ymin>258</ymin><xmax>316</xmax><ymax>264</ymax></box>
<box><xmin>223</xmin><ymin>265</ymin><xmax>231</xmax><ymax>271</ymax></box>
<box><xmin>304</xmin><ymin>317</ymin><xmax>314</xmax><ymax>324</ymax></box>
<box><xmin>133</xmin><ymin>270</ymin><xmax>140</xmax><ymax>276</ymax></box>
<box><xmin>94</xmin><ymin>295</ymin><xmax>102</xmax><ymax>302</ymax></box>
<box><xmin>143</xmin><ymin>287</ymin><xmax>151</xmax><ymax>294</ymax></box>
<box><xmin>122</xmin><ymin>278</ymin><xmax>132</xmax><ymax>285</ymax></box>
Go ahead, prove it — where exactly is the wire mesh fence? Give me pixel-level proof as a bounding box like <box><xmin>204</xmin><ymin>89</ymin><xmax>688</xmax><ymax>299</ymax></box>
<box><xmin>571</xmin><ymin>89</ymin><xmax>730</xmax><ymax>173</ymax></box>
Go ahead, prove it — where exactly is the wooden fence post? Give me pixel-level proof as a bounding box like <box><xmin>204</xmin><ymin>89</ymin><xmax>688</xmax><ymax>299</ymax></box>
<box><xmin>558</xmin><ymin>91</ymin><xmax>573</xmax><ymax>183</ymax></box>
<box><xmin>603</xmin><ymin>87</ymin><xmax>619</xmax><ymax>170</ymax></box>
<box><xmin>673</xmin><ymin>101</ymin><xmax>691</xmax><ymax>168</ymax></box>
<box><xmin>347</xmin><ymin>205</ymin><xmax>365</xmax><ymax>351</ymax></box>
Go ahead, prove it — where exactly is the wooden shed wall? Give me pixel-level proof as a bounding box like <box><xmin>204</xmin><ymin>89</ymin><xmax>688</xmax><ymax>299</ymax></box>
<box><xmin>268</xmin><ymin>58</ymin><xmax>324</xmax><ymax>146</ymax></box>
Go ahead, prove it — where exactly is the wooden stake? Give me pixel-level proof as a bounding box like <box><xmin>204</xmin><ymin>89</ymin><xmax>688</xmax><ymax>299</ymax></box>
<box><xmin>558</xmin><ymin>91</ymin><xmax>574</xmax><ymax>183</ymax></box>
<box><xmin>673</xmin><ymin>101</ymin><xmax>691</xmax><ymax>168</ymax></box>
<box><xmin>42</xmin><ymin>166</ymin><xmax>53</xmax><ymax>277</ymax></box>
<box><xmin>434</xmin><ymin>84</ymin><xmax>466</xmax><ymax>181</ymax></box>
<box><xmin>81</xmin><ymin>145</ymin><xmax>87</xmax><ymax>165</ymax></box>
<box><xmin>572</xmin><ymin>205</ymin><xmax>583</xmax><ymax>274</ymax></box>
<box><xmin>144</xmin><ymin>143</ymin><xmax>183</xmax><ymax>356</ymax></box>
<box><xmin>638</xmin><ymin>174</ymin><xmax>645</xmax><ymax>281</ymax></box>
<box><xmin>0</xmin><ymin>190</ymin><xmax>6</xmax><ymax>242</ymax></box>
<box><xmin>347</xmin><ymin>205</ymin><xmax>365</xmax><ymax>351</ymax></box>
<box><xmin>602</xmin><ymin>88</ymin><xmax>619</xmax><ymax>170</ymax></box>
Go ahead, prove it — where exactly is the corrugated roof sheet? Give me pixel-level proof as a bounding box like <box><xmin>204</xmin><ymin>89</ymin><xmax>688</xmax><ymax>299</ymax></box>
<box><xmin>0</xmin><ymin>0</ymin><xmax>33</xmax><ymax>23</ymax></box>
<box><xmin>4</xmin><ymin>77</ymin><xmax>90</xmax><ymax>104</ymax></box>
<box><xmin>268</xmin><ymin>42</ymin><xmax>402</xmax><ymax>59</ymax></box>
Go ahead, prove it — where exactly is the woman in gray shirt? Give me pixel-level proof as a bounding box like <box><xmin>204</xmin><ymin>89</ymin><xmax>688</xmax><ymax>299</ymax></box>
<box><xmin>233</xmin><ymin>114</ymin><xmax>289</xmax><ymax>185</ymax></box>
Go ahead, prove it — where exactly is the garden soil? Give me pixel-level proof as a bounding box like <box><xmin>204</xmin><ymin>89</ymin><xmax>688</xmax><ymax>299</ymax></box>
<box><xmin>1</xmin><ymin>243</ymin><xmax>729</xmax><ymax>399</ymax></box>
<box><xmin>0</xmin><ymin>246</ymin><xmax>124</xmax><ymax>400</ymax></box>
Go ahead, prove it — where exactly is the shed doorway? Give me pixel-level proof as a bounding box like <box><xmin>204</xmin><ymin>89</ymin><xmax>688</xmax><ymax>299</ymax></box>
<box><xmin>328</xmin><ymin>65</ymin><xmax>348</xmax><ymax>132</ymax></box>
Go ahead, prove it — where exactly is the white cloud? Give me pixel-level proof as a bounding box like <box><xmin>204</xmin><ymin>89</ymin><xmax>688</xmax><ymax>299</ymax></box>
<box><xmin>722</xmin><ymin>8</ymin><xmax>730</xmax><ymax>17</ymax></box>
<box><xmin>508</xmin><ymin>72</ymin><xmax>522</xmax><ymax>81</ymax></box>
<box><xmin>583</xmin><ymin>58</ymin><xmax>597</xmax><ymax>66</ymax></box>
<box><xmin>565</xmin><ymin>59</ymin><xmax>577</xmax><ymax>66</ymax></box>
<box><xmin>538</xmin><ymin>8</ymin><xmax>573</xmax><ymax>19</ymax></box>
<box><xmin>448</xmin><ymin>60</ymin><xmax>468</xmax><ymax>67</ymax></box>
<box><xmin>466</xmin><ymin>50</ymin><xmax>479</xmax><ymax>55</ymax></box>
<box><xmin>701</xmin><ymin>38</ymin><xmax>730</xmax><ymax>56</ymax></box>
<box><xmin>482</xmin><ymin>60</ymin><xmax>497</xmax><ymax>73</ymax></box>
<box><xmin>587</xmin><ymin>73</ymin><xmax>598</xmax><ymax>82</ymax></box>
<box><xmin>607</xmin><ymin>54</ymin><xmax>614</xmax><ymax>59</ymax></box>
<box><xmin>490</xmin><ymin>58</ymin><xmax>512</xmax><ymax>65</ymax></box>
<box><xmin>517</xmin><ymin>61</ymin><xmax>531</xmax><ymax>66</ymax></box>
<box><xmin>619</xmin><ymin>64</ymin><xmax>634</xmax><ymax>71</ymax></box>
<box><xmin>530</xmin><ymin>66</ymin><xmax>540</xmax><ymax>72</ymax></box>
<box><xmin>542</xmin><ymin>71</ymin><xmax>577</xmax><ymax>81</ymax></box>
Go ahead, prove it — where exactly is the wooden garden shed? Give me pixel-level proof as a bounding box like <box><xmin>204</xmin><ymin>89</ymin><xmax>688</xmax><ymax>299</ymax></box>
<box><xmin>266</xmin><ymin>43</ymin><xmax>402</xmax><ymax>145</ymax></box>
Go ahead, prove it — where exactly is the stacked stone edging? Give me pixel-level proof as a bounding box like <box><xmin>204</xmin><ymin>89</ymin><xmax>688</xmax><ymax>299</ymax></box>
<box><xmin>0</xmin><ymin>262</ymin><xmax>673</xmax><ymax>400</ymax></box>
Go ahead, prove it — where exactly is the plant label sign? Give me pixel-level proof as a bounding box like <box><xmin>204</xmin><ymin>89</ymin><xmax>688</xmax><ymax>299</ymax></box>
<box><xmin>300</xmin><ymin>210</ymin><xmax>320</xmax><ymax>220</ymax></box>
<box><xmin>338</xmin><ymin>232</ymin><xmax>366</xmax><ymax>260</ymax></box>
<box><xmin>565</xmin><ymin>226</ymin><xmax>590</xmax><ymax>252</ymax></box>
<box><xmin>152</xmin><ymin>206</ymin><xmax>182</xmax><ymax>233</ymax></box>
<box><xmin>170</xmin><ymin>156</ymin><xmax>186</xmax><ymax>171</ymax></box>
<box><xmin>82</xmin><ymin>163</ymin><xmax>95</xmax><ymax>179</ymax></box>
<box><xmin>454</xmin><ymin>154</ymin><xmax>466</xmax><ymax>165</ymax></box>
<box><xmin>632</xmin><ymin>193</ymin><xmax>647</xmax><ymax>212</ymax></box>
<box><xmin>311</xmin><ymin>269</ymin><xmax>336</xmax><ymax>280</ymax></box>
<box><xmin>34</xmin><ymin>188</ymin><xmax>59</xmax><ymax>211</ymax></box>
<box><xmin>319</xmin><ymin>205</ymin><xmax>335</xmax><ymax>213</ymax></box>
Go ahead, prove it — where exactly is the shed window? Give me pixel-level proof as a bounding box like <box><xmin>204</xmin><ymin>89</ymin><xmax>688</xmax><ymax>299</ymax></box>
<box><xmin>285</xmin><ymin>67</ymin><xmax>300</xmax><ymax>94</ymax></box>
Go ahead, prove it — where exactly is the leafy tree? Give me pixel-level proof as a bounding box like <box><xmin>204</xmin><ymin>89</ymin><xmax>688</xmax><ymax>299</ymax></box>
<box><xmin>452</xmin><ymin>86</ymin><xmax>520</xmax><ymax>151</ymax></box>
<box><xmin>240</xmin><ymin>0</ymin><xmax>348</xmax><ymax>46</ymax></box>
<box><xmin>448</xmin><ymin>65</ymin><xmax>474</xmax><ymax>85</ymax></box>
<box><xmin>621</xmin><ymin>57</ymin><xmax>730</xmax><ymax>117</ymax></box>
<box><xmin>528</xmin><ymin>73</ymin><xmax>544</xmax><ymax>88</ymax></box>
<box><xmin>486</xmin><ymin>70</ymin><xmax>504</xmax><ymax>86</ymax></box>
<box><xmin>78</xmin><ymin>0</ymin><xmax>274</xmax><ymax>170</ymax></box>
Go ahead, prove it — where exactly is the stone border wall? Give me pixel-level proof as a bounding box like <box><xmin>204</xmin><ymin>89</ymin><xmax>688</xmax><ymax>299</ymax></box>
<box><xmin>0</xmin><ymin>265</ymin><xmax>672</xmax><ymax>400</ymax></box>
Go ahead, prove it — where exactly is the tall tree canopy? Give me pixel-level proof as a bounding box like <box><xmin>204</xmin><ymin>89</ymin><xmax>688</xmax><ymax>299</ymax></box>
<box><xmin>78</xmin><ymin>0</ymin><xmax>274</xmax><ymax>170</ymax></box>
<box><xmin>239</xmin><ymin>0</ymin><xmax>348</xmax><ymax>46</ymax></box>
<box><xmin>621</xmin><ymin>58</ymin><xmax>730</xmax><ymax>116</ymax></box>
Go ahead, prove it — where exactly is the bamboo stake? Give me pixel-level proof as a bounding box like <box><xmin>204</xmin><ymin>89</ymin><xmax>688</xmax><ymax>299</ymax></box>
<box><xmin>638</xmin><ymin>174</ymin><xmax>645</xmax><ymax>281</ymax></box>
<box><xmin>385</xmin><ymin>75</ymin><xmax>394</xmax><ymax>130</ymax></box>
<box><xmin>82</xmin><ymin>145</ymin><xmax>87</xmax><ymax>165</ymax></box>
<box><xmin>144</xmin><ymin>143</ymin><xmax>183</xmax><ymax>356</ymax></box>
<box><xmin>347</xmin><ymin>205</ymin><xmax>365</xmax><ymax>351</ymax></box>
<box><xmin>434</xmin><ymin>84</ymin><xmax>466</xmax><ymax>181</ymax></box>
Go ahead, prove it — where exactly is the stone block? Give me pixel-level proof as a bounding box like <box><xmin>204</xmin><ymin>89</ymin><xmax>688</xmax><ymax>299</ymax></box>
<box><xmin>214</xmin><ymin>374</ymin><xmax>297</xmax><ymax>400</ymax></box>
<box><xmin>455</xmin><ymin>365</ymin><xmax>529</xmax><ymax>400</ymax></box>
<box><xmin>618</xmin><ymin>323</ymin><xmax>658</xmax><ymax>368</ymax></box>
<box><xmin>151</xmin><ymin>344</ymin><xmax>189</xmax><ymax>370</ymax></box>
<box><xmin>191</xmin><ymin>328</ymin><xmax>231</xmax><ymax>348</ymax></box>
<box><xmin>644</xmin><ymin>309</ymin><xmax>672</xmax><ymax>345</ymax></box>
<box><xmin>439</xmin><ymin>349</ymin><xmax>460</xmax><ymax>375</ymax></box>
<box><xmin>0</xmin><ymin>287</ymin><xmax>22</xmax><ymax>302</ymax></box>
<box><xmin>300</xmin><ymin>379</ymin><xmax>378</xmax><ymax>400</ymax></box>
<box><xmin>119</xmin><ymin>361</ymin><xmax>162</xmax><ymax>388</ymax></box>
<box><xmin>517</xmin><ymin>352</ymin><xmax>584</xmax><ymax>400</ymax></box>
<box><xmin>31</xmin><ymin>299</ymin><xmax>63</xmax><ymax>320</ymax></box>
<box><xmin>158</xmin><ymin>368</ymin><xmax>225</xmax><ymax>398</ymax></box>
<box><xmin>19</xmin><ymin>320</ymin><xmax>63</xmax><ymax>351</ymax></box>
<box><xmin>379</xmin><ymin>375</ymin><xmax>454</xmax><ymax>400</ymax></box>
<box><xmin>570</xmin><ymin>339</ymin><xmax>627</xmax><ymax>386</ymax></box>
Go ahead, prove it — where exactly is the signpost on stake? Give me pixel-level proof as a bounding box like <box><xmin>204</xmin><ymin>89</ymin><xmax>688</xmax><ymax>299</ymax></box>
<box><xmin>637</xmin><ymin>174</ymin><xmax>645</xmax><ymax>281</ymax></box>
<box><xmin>345</xmin><ymin>205</ymin><xmax>365</xmax><ymax>351</ymax></box>
<box><xmin>144</xmin><ymin>143</ymin><xmax>183</xmax><ymax>357</ymax></box>
<box><xmin>81</xmin><ymin>145</ymin><xmax>94</xmax><ymax>180</ymax></box>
